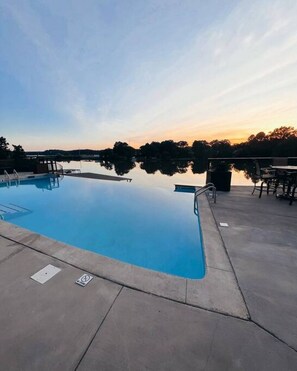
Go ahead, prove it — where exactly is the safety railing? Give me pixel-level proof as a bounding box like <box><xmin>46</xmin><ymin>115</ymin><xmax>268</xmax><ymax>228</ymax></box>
<box><xmin>13</xmin><ymin>169</ymin><xmax>19</xmax><ymax>180</ymax></box>
<box><xmin>194</xmin><ymin>183</ymin><xmax>216</xmax><ymax>215</ymax></box>
<box><xmin>53</xmin><ymin>163</ymin><xmax>64</xmax><ymax>182</ymax></box>
<box><xmin>3</xmin><ymin>170</ymin><xmax>10</xmax><ymax>187</ymax></box>
<box><xmin>4</xmin><ymin>170</ymin><xmax>10</xmax><ymax>181</ymax></box>
<box><xmin>10</xmin><ymin>169</ymin><xmax>20</xmax><ymax>186</ymax></box>
<box><xmin>2</xmin><ymin>170</ymin><xmax>20</xmax><ymax>187</ymax></box>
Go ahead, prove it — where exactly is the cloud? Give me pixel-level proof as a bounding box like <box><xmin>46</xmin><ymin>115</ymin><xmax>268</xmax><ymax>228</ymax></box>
<box><xmin>1</xmin><ymin>0</ymin><xmax>297</xmax><ymax>148</ymax></box>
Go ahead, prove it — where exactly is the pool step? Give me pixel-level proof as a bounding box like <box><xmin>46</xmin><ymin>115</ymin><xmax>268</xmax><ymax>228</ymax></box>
<box><xmin>0</xmin><ymin>203</ymin><xmax>31</xmax><ymax>220</ymax></box>
<box><xmin>174</xmin><ymin>184</ymin><xmax>197</xmax><ymax>193</ymax></box>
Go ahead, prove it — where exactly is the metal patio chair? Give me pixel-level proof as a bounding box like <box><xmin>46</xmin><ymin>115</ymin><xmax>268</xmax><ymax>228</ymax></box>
<box><xmin>251</xmin><ymin>160</ymin><xmax>276</xmax><ymax>198</ymax></box>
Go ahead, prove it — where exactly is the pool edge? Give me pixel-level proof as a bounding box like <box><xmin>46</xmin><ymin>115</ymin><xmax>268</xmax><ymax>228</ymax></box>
<box><xmin>0</xmin><ymin>195</ymin><xmax>249</xmax><ymax>319</ymax></box>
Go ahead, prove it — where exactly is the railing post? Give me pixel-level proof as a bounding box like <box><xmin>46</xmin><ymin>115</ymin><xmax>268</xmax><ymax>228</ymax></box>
<box><xmin>4</xmin><ymin>170</ymin><xmax>10</xmax><ymax>186</ymax></box>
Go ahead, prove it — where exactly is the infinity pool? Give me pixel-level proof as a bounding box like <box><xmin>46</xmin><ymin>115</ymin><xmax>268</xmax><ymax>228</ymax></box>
<box><xmin>0</xmin><ymin>176</ymin><xmax>205</xmax><ymax>279</ymax></box>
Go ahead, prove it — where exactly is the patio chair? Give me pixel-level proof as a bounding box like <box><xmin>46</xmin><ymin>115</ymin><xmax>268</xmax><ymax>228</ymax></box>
<box><xmin>288</xmin><ymin>172</ymin><xmax>297</xmax><ymax>206</ymax></box>
<box><xmin>274</xmin><ymin>171</ymin><xmax>297</xmax><ymax>205</ymax></box>
<box><xmin>251</xmin><ymin>160</ymin><xmax>276</xmax><ymax>198</ymax></box>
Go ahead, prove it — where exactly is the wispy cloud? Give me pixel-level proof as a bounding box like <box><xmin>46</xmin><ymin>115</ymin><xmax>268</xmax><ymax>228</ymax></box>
<box><xmin>1</xmin><ymin>0</ymin><xmax>296</xmax><ymax>149</ymax></box>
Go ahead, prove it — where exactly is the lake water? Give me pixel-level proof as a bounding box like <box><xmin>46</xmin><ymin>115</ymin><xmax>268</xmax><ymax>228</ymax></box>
<box><xmin>61</xmin><ymin>160</ymin><xmax>253</xmax><ymax>187</ymax></box>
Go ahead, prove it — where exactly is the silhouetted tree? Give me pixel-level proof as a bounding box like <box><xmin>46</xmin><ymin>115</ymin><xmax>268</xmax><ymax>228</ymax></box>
<box><xmin>12</xmin><ymin>144</ymin><xmax>25</xmax><ymax>160</ymax></box>
<box><xmin>19</xmin><ymin>125</ymin><xmax>297</xmax><ymax>163</ymax></box>
<box><xmin>209</xmin><ymin>139</ymin><xmax>232</xmax><ymax>157</ymax></box>
<box><xmin>267</xmin><ymin>126</ymin><xmax>297</xmax><ymax>140</ymax></box>
<box><xmin>100</xmin><ymin>148</ymin><xmax>113</xmax><ymax>159</ymax></box>
<box><xmin>192</xmin><ymin>140</ymin><xmax>210</xmax><ymax>158</ymax></box>
<box><xmin>177</xmin><ymin>141</ymin><xmax>188</xmax><ymax>148</ymax></box>
<box><xmin>140</xmin><ymin>159</ymin><xmax>190</xmax><ymax>176</ymax></box>
<box><xmin>140</xmin><ymin>140</ymin><xmax>191</xmax><ymax>159</ymax></box>
<box><xmin>113</xmin><ymin>159</ymin><xmax>135</xmax><ymax>175</ymax></box>
<box><xmin>158</xmin><ymin>160</ymin><xmax>179</xmax><ymax>176</ymax></box>
<box><xmin>248</xmin><ymin>131</ymin><xmax>266</xmax><ymax>142</ymax></box>
<box><xmin>159</xmin><ymin>140</ymin><xmax>178</xmax><ymax>159</ymax></box>
<box><xmin>140</xmin><ymin>161</ymin><xmax>160</xmax><ymax>174</ymax></box>
<box><xmin>191</xmin><ymin>160</ymin><xmax>208</xmax><ymax>174</ymax></box>
<box><xmin>0</xmin><ymin>136</ymin><xmax>10</xmax><ymax>159</ymax></box>
<box><xmin>234</xmin><ymin>126</ymin><xmax>297</xmax><ymax>157</ymax></box>
<box><xmin>99</xmin><ymin>160</ymin><xmax>113</xmax><ymax>171</ymax></box>
<box><xmin>113</xmin><ymin>142</ymin><xmax>135</xmax><ymax>159</ymax></box>
<box><xmin>139</xmin><ymin>142</ymin><xmax>161</xmax><ymax>158</ymax></box>
<box><xmin>176</xmin><ymin>141</ymin><xmax>192</xmax><ymax>158</ymax></box>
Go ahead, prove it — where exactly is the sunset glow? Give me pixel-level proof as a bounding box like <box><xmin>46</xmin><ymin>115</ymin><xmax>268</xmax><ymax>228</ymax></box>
<box><xmin>1</xmin><ymin>0</ymin><xmax>296</xmax><ymax>150</ymax></box>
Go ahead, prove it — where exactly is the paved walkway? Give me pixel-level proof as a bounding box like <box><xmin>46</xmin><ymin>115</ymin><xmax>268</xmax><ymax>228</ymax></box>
<box><xmin>0</xmin><ymin>187</ymin><xmax>296</xmax><ymax>370</ymax></box>
<box><xmin>210</xmin><ymin>186</ymin><xmax>297</xmax><ymax>351</ymax></box>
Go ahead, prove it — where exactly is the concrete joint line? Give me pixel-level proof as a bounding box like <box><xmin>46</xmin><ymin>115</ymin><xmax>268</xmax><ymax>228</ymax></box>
<box><xmin>208</xmin><ymin>199</ymin><xmax>251</xmax><ymax>319</ymax></box>
<box><xmin>252</xmin><ymin>320</ymin><xmax>297</xmax><ymax>355</ymax></box>
<box><xmin>206</xmin><ymin>265</ymin><xmax>233</xmax><ymax>273</ymax></box>
<box><xmin>0</xmin><ymin>245</ymin><xmax>25</xmax><ymax>266</ymax></box>
<box><xmin>0</xmin><ymin>233</ymin><xmax>250</xmax><ymax>321</ymax></box>
<box><xmin>74</xmin><ymin>286</ymin><xmax>124</xmax><ymax>370</ymax></box>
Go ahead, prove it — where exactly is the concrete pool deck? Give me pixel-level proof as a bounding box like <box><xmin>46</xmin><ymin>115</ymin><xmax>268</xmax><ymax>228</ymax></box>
<box><xmin>0</xmin><ymin>186</ymin><xmax>296</xmax><ymax>369</ymax></box>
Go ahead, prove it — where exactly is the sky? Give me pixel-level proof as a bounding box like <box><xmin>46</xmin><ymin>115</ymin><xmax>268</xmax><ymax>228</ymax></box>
<box><xmin>0</xmin><ymin>0</ymin><xmax>297</xmax><ymax>151</ymax></box>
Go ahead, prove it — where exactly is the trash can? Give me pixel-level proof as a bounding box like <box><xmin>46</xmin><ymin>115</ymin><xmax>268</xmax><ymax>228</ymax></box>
<box><xmin>206</xmin><ymin>170</ymin><xmax>232</xmax><ymax>191</ymax></box>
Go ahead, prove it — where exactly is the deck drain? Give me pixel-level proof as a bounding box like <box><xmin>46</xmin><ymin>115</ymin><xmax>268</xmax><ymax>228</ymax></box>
<box><xmin>76</xmin><ymin>273</ymin><xmax>93</xmax><ymax>287</ymax></box>
<box><xmin>219</xmin><ymin>222</ymin><xmax>229</xmax><ymax>227</ymax></box>
<box><xmin>31</xmin><ymin>264</ymin><xmax>61</xmax><ymax>284</ymax></box>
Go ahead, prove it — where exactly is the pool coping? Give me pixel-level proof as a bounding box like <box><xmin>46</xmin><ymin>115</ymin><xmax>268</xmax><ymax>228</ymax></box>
<box><xmin>0</xmin><ymin>194</ymin><xmax>248</xmax><ymax>319</ymax></box>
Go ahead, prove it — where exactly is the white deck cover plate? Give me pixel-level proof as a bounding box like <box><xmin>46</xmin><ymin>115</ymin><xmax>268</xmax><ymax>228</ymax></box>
<box><xmin>219</xmin><ymin>222</ymin><xmax>229</xmax><ymax>227</ymax></box>
<box><xmin>31</xmin><ymin>264</ymin><xmax>61</xmax><ymax>284</ymax></box>
<box><xmin>76</xmin><ymin>273</ymin><xmax>93</xmax><ymax>287</ymax></box>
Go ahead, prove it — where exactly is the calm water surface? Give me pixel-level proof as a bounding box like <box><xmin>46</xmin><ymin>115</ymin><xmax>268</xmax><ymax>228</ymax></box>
<box><xmin>61</xmin><ymin>160</ymin><xmax>252</xmax><ymax>187</ymax></box>
<box><xmin>0</xmin><ymin>165</ymin><xmax>209</xmax><ymax>278</ymax></box>
<box><xmin>0</xmin><ymin>161</ymin><xmax>252</xmax><ymax>278</ymax></box>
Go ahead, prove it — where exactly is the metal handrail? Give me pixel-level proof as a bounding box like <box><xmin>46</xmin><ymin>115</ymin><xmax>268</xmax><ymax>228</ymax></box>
<box><xmin>4</xmin><ymin>170</ymin><xmax>10</xmax><ymax>181</ymax></box>
<box><xmin>195</xmin><ymin>182</ymin><xmax>215</xmax><ymax>191</ymax></box>
<box><xmin>3</xmin><ymin>170</ymin><xmax>10</xmax><ymax>186</ymax></box>
<box><xmin>56</xmin><ymin>163</ymin><xmax>64</xmax><ymax>174</ymax></box>
<box><xmin>194</xmin><ymin>183</ymin><xmax>216</xmax><ymax>215</ymax></box>
<box><xmin>195</xmin><ymin>183</ymin><xmax>216</xmax><ymax>197</ymax></box>
<box><xmin>13</xmin><ymin>169</ymin><xmax>19</xmax><ymax>180</ymax></box>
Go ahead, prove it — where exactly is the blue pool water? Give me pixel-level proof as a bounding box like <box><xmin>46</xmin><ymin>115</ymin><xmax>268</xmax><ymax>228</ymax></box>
<box><xmin>0</xmin><ymin>175</ymin><xmax>205</xmax><ymax>279</ymax></box>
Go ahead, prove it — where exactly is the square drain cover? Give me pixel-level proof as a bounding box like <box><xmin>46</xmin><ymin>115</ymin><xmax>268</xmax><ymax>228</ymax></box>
<box><xmin>219</xmin><ymin>222</ymin><xmax>229</xmax><ymax>227</ymax></box>
<box><xmin>31</xmin><ymin>264</ymin><xmax>61</xmax><ymax>284</ymax></box>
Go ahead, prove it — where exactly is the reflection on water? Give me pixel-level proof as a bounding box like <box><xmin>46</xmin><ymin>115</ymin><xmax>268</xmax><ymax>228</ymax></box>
<box><xmin>0</xmin><ymin>175</ymin><xmax>206</xmax><ymax>278</ymax></box>
<box><xmin>61</xmin><ymin>159</ymin><xmax>262</xmax><ymax>187</ymax></box>
<box><xmin>0</xmin><ymin>175</ymin><xmax>61</xmax><ymax>191</ymax></box>
<box><xmin>140</xmin><ymin>160</ymin><xmax>191</xmax><ymax>176</ymax></box>
<box><xmin>0</xmin><ymin>176</ymin><xmax>61</xmax><ymax>222</ymax></box>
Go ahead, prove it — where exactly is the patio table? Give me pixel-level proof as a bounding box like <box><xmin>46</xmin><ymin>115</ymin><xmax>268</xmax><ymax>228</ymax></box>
<box><xmin>270</xmin><ymin>165</ymin><xmax>297</xmax><ymax>171</ymax></box>
<box><xmin>269</xmin><ymin>166</ymin><xmax>297</xmax><ymax>204</ymax></box>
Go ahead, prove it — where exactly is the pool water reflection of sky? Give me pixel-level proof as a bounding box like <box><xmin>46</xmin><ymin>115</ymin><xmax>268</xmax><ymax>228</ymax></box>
<box><xmin>0</xmin><ymin>165</ymin><xmax>220</xmax><ymax>278</ymax></box>
<box><xmin>62</xmin><ymin>160</ymin><xmax>252</xmax><ymax>187</ymax></box>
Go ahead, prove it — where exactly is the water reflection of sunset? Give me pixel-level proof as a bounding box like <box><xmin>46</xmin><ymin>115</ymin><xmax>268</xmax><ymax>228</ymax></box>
<box><xmin>61</xmin><ymin>161</ymin><xmax>253</xmax><ymax>187</ymax></box>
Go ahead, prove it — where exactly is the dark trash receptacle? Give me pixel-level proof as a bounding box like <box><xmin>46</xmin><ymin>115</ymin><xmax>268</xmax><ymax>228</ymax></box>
<box><xmin>206</xmin><ymin>170</ymin><xmax>232</xmax><ymax>192</ymax></box>
<box><xmin>35</xmin><ymin>163</ymin><xmax>49</xmax><ymax>174</ymax></box>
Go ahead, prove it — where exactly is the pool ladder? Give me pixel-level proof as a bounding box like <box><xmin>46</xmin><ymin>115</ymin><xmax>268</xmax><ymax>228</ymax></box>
<box><xmin>194</xmin><ymin>183</ymin><xmax>216</xmax><ymax>215</ymax></box>
<box><xmin>3</xmin><ymin>169</ymin><xmax>20</xmax><ymax>187</ymax></box>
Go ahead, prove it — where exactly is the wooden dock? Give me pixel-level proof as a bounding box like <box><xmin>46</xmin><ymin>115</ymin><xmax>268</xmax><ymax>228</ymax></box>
<box><xmin>64</xmin><ymin>172</ymin><xmax>132</xmax><ymax>182</ymax></box>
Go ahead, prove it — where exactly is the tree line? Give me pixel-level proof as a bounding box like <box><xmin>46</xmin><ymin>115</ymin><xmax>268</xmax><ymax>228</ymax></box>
<box><xmin>3</xmin><ymin>125</ymin><xmax>297</xmax><ymax>162</ymax></box>
<box><xmin>0</xmin><ymin>137</ymin><xmax>25</xmax><ymax>160</ymax></box>
<box><xmin>100</xmin><ymin>126</ymin><xmax>297</xmax><ymax>160</ymax></box>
